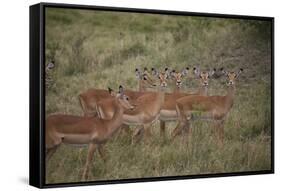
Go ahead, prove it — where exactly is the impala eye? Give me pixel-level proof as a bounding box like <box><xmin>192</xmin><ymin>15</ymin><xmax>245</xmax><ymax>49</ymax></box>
<box><xmin>126</xmin><ymin>97</ymin><xmax>129</xmax><ymax>101</ymax></box>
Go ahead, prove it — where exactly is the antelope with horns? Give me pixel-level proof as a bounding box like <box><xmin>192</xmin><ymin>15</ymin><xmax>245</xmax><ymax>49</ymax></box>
<box><xmin>45</xmin><ymin>86</ymin><xmax>135</xmax><ymax>180</ymax></box>
<box><xmin>172</xmin><ymin>69</ymin><xmax>243</xmax><ymax>144</ymax></box>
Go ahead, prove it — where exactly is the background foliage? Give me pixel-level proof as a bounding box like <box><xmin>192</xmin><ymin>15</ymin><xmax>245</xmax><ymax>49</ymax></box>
<box><xmin>45</xmin><ymin>8</ymin><xmax>272</xmax><ymax>184</ymax></box>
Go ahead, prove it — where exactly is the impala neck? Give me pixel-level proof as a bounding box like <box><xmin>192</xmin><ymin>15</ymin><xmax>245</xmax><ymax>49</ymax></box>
<box><xmin>174</xmin><ymin>86</ymin><xmax>181</xmax><ymax>93</ymax></box>
<box><xmin>106</xmin><ymin>99</ymin><xmax>125</xmax><ymax>136</ymax></box>
<box><xmin>157</xmin><ymin>86</ymin><xmax>166</xmax><ymax>106</ymax></box>
<box><xmin>225</xmin><ymin>85</ymin><xmax>236</xmax><ymax>110</ymax></box>
<box><xmin>197</xmin><ymin>85</ymin><xmax>208</xmax><ymax>96</ymax></box>
<box><xmin>139</xmin><ymin>80</ymin><xmax>146</xmax><ymax>92</ymax></box>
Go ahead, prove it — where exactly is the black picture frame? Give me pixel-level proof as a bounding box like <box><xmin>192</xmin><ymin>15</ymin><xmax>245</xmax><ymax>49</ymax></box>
<box><xmin>30</xmin><ymin>2</ymin><xmax>274</xmax><ymax>188</ymax></box>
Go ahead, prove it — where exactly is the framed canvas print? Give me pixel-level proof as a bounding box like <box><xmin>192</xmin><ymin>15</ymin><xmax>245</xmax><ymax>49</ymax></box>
<box><xmin>29</xmin><ymin>2</ymin><xmax>274</xmax><ymax>188</ymax></box>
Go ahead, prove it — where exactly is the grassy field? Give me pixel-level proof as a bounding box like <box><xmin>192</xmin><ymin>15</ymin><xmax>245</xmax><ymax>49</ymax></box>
<box><xmin>45</xmin><ymin>8</ymin><xmax>272</xmax><ymax>184</ymax></box>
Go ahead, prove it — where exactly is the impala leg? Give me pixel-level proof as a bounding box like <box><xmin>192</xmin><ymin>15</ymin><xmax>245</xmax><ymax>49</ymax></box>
<box><xmin>82</xmin><ymin>143</ymin><xmax>97</xmax><ymax>181</ymax></box>
<box><xmin>97</xmin><ymin>144</ymin><xmax>106</xmax><ymax>163</ymax></box>
<box><xmin>132</xmin><ymin>126</ymin><xmax>144</xmax><ymax>144</ymax></box>
<box><xmin>173</xmin><ymin>104</ymin><xmax>189</xmax><ymax>139</ymax></box>
<box><xmin>113</xmin><ymin>125</ymin><xmax>131</xmax><ymax>142</ymax></box>
<box><xmin>46</xmin><ymin>134</ymin><xmax>61</xmax><ymax>162</ymax></box>
<box><xmin>172</xmin><ymin>109</ymin><xmax>191</xmax><ymax>140</ymax></box>
<box><xmin>122</xmin><ymin>124</ymin><xmax>131</xmax><ymax>135</ymax></box>
<box><xmin>144</xmin><ymin>124</ymin><xmax>152</xmax><ymax>137</ymax></box>
<box><xmin>46</xmin><ymin>145</ymin><xmax>59</xmax><ymax>162</ymax></box>
<box><xmin>181</xmin><ymin>120</ymin><xmax>192</xmax><ymax>144</ymax></box>
<box><xmin>143</xmin><ymin>124</ymin><xmax>152</xmax><ymax>143</ymax></box>
<box><xmin>160</xmin><ymin>120</ymin><xmax>166</xmax><ymax>138</ymax></box>
<box><xmin>213</xmin><ymin>120</ymin><xmax>224</xmax><ymax>146</ymax></box>
<box><xmin>218</xmin><ymin>120</ymin><xmax>225</xmax><ymax>146</ymax></box>
<box><xmin>171</xmin><ymin>121</ymin><xmax>183</xmax><ymax>140</ymax></box>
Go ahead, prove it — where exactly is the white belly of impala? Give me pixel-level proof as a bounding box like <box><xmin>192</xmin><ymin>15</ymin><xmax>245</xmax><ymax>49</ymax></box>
<box><xmin>160</xmin><ymin>110</ymin><xmax>177</xmax><ymax>121</ymax></box>
<box><xmin>123</xmin><ymin>113</ymin><xmax>160</xmax><ymax>126</ymax></box>
<box><xmin>62</xmin><ymin>134</ymin><xmax>92</xmax><ymax>145</ymax></box>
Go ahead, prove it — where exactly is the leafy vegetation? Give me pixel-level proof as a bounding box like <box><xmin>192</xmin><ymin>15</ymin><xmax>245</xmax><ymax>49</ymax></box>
<box><xmin>45</xmin><ymin>8</ymin><xmax>272</xmax><ymax>184</ymax></box>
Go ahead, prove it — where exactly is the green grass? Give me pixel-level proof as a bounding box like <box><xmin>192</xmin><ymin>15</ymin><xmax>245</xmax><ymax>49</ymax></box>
<box><xmin>45</xmin><ymin>8</ymin><xmax>272</xmax><ymax>184</ymax></box>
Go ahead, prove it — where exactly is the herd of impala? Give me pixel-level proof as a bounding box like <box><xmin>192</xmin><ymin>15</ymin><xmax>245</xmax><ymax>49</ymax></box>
<box><xmin>45</xmin><ymin>63</ymin><xmax>243</xmax><ymax>180</ymax></box>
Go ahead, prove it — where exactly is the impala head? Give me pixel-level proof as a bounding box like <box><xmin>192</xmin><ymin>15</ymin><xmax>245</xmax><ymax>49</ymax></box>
<box><xmin>199</xmin><ymin>69</ymin><xmax>214</xmax><ymax>86</ymax></box>
<box><xmin>164</xmin><ymin>67</ymin><xmax>170</xmax><ymax>78</ymax></box>
<box><xmin>171</xmin><ymin>68</ymin><xmax>189</xmax><ymax>88</ymax></box>
<box><xmin>46</xmin><ymin>60</ymin><xmax>55</xmax><ymax>70</ymax></box>
<box><xmin>111</xmin><ymin>85</ymin><xmax>134</xmax><ymax>110</ymax></box>
<box><xmin>151</xmin><ymin>67</ymin><xmax>159</xmax><ymax>77</ymax></box>
<box><xmin>199</xmin><ymin>72</ymin><xmax>210</xmax><ymax>86</ymax></box>
<box><xmin>213</xmin><ymin>67</ymin><xmax>225</xmax><ymax>77</ymax></box>
<box><xmin>224</xmin><ymin>68</ymin><xmax>243</xmax><ymax>86</ymax></box>
<box><xmin>158</xmin><ymin>72</ymin><xmax>168</xmax><ymax>88</ymax></box>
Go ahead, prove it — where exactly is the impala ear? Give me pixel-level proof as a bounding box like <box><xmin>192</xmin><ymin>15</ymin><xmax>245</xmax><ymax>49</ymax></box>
<box><xmin>235</xmin><ymin>68</ymin><xmax>243</xmax><ymax>78</ymax></box>
<box><xmin>119</xmin><ymin>85</ymin><xmax>124</xmax><ymax>94</ymax></box>
<box><xmin>209</xmin><ymin>69</ymin><xmax>215</xmax><ymax>77</ymax></box>
<box><xmin>108</xmin><ymin>87</ymin><xmax>116</xmax><ymax>96</ymax></box>
<box><xmin>46</xmin><ymin>60</ymin><xmax>55</xmax><ymax>70</ymax></box>
<box><xmin>193</xmin><ymin>67</ymin><xmax>200</xmax><ymax>77</ymax></box>
<box><xmin>170</xmin><ymin>69</ymin><xmax>176</xmax><ymax>78</ymax></box>
<box><xmin>142</xmin><ymin>74</ymin><xmax>148</xmax><ymax>81</ymax></box>
<box><xmin>165</xmin><ymin>67</ymin><xmax>171</xmax><ymax>78</ymax></box>
<box><xmin>181</xmin><ymin>67</ymin><xmax>189</xmax><ymax>76</ymax></box>
<box><xmin>135</xmin><ymin>68</ymin><xmax>141</xmax><ymax>79</ymax></box>
<box><xmin>222</xmin><ymin>69</ymin><xmax>228</xmax><ymax>76</ymax></box>
<box><xmin>151</xmin><ymin>67</ymin><xmax>158</xmax><ymax>76</ymax></box>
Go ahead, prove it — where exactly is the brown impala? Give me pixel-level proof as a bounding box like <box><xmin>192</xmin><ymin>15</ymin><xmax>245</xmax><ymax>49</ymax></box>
<box><xmin>45</xmin><ymin>86</ymin><xmax>134</xmax><ymax>180</ymax></box>
<box><xmin>159</xmin><ymin>69</ymin><xmax>214</xmax><ymax>137</ymax></box>
<box><xmin>78</xmin><ymin>68</ymin><xmax>156</xmax><ymax>117</ymax></box>
<box><xmin>96</xmin><ymin>72</ymin><xmax>168</xmax><ymax>142</ymax></box>
<box><xmin>172</xmin><ymin>68</ymin><xmax>243</xmax><ymax>145</ymax></box>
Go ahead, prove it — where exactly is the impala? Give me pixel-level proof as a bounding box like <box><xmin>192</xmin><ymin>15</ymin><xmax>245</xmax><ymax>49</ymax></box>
<box><xmin>135</xmin><ymin>67</ymin><xmax>157</xmax><ymax>92</ymax></box>
<box><xmin>172</xmin><ymin>68</ymin><xmax>243</xmax><ymax>144</ymax></box>
<box><xmin>45</xmin><ymin>60</ymin><xmax>55</xmax><ymax>88</ymax></box>
<box><xmin>96</xmin><ymin>72</ymin><xmax>168</xmax><ymax>142</ymax></box>
<box><xmin>213</xmin><ymin>67</ymin><xmax>225</xmax><ymax>79</ymax></box>
<box><xmin>45</xmin><ymin>86</ymin><xmax>134</xmax><ymax>180</ymax></box>
<box><xmin>193</xmin><ymin>67</ymin><xmax>200</xmax><ymax>79</ymax></box>
<box><xmin>170</xmin><ymin>68</ymin><xmax>189</xmax><ymax>93</ymax></box>
<box><xmin>151</xmin><ymin>67</ymin><xmax>172</xmax><ymax>80</ymax></box>
<box><xmin>159</xmin><ymin>69</ymin><xmax>214</xmax><ymax>137</ymax></box>
<box><xmin>79</xmin><ymin>68</ymin><xmax>155</xmax><ymax>117</ymax></box>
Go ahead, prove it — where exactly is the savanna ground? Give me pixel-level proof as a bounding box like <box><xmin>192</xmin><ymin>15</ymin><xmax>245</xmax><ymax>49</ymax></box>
<box><xmin>45</xmin><ymin>8</ymin><xmax>272</xmax><ymax>184</ymax></box>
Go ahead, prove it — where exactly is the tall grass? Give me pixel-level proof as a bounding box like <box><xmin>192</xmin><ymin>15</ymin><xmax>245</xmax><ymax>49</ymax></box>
<box><xmin>45</xmin><ymin>8</ymin><xmax>272</xmax><ymax>184</ymax></box>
